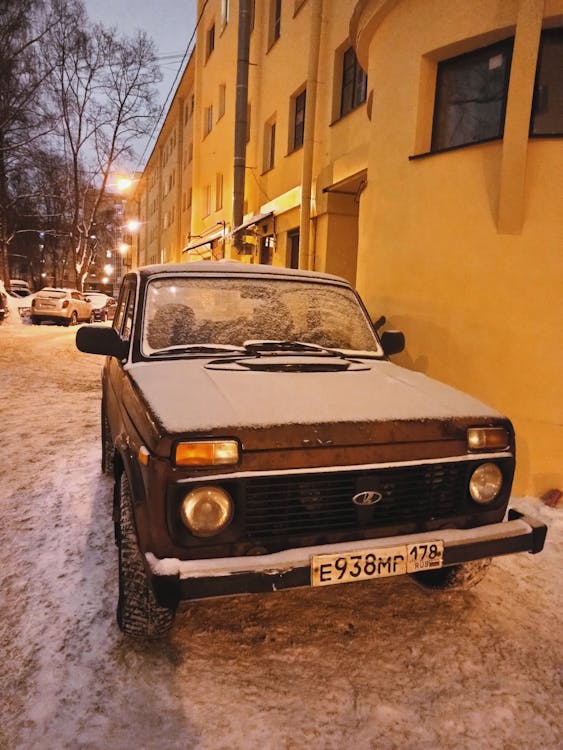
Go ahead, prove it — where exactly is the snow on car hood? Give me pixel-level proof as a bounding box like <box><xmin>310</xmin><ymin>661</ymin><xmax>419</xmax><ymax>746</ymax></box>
<box><xmin>126</xmin><ymin>357</ymin><xmax>502</xmax><ymax>435</ymax></box>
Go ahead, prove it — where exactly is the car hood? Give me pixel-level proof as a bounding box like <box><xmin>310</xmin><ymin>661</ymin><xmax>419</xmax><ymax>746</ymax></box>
<box><xmin>126</xmin><ymin>357</ymin><xmax>502</xmax><ymax>450</ymax></box>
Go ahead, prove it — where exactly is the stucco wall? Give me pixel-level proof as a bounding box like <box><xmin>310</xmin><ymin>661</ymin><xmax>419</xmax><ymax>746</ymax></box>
<box><xmin>353</xmin><ymin>0</ymin><xmax>563</xmax><ymax>494</ymax></box>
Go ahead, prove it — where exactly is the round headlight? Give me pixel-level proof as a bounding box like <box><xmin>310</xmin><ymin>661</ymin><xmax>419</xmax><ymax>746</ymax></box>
<box><xmin>469</xmin><ymin>463</ymin><xmax>503</xmax><ymax>504</ymax></box>
<box><xmin>180</xmin><ymin>486</ymin><xmax>233</xmax><ymax>537</ymax></box>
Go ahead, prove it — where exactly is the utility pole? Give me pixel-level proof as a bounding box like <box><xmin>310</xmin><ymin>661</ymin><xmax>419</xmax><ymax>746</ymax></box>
<box><xmin>232</xmin><ymin>0</ymin><xmax>252</xmax><ymax>253</ymax></box>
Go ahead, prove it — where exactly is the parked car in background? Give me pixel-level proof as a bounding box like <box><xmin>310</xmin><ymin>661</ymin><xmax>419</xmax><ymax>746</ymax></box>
<box><xmin>9</xmin><ymin>279</ymin><xmax>32</xmax><ymax>297</ymax></box>
<box><xmin>76</xmin><ymin>261</ymin><xmax>547</xmax><ymax>639</ymax></box>
<box><xmin>85</xmin><ymin>292</ymin><xmax>117</xmax><ymax>322</ymax></box>
<box><xmin>31</xmin><ymin>288</ymin><xmax>92</xmax><ymax>326</ymax></box>
<box><xmin>0</xmin><ymin>290</ymin><xmax>8</xmax><ymax>323</ymax></box>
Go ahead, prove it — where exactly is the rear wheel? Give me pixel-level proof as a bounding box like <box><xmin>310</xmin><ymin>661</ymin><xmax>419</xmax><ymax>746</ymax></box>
<box><xmin>69</xmin><ymin>311</ymin><xmax>78</xmax><ymax>326</ymax></box>
<box><xmin>116</xmin><ymin>473</ymin><xmax>175</xmax><ymax>638</ymax></box>
<box><xmin>412</xmin><ymin>559</ymin><xmax>492</xmax><ymax>591</ymax></box>
<box><xmin>31</xmin><ymin>316</ymin><xmax>41</xmax><ymax>325</ymax></box>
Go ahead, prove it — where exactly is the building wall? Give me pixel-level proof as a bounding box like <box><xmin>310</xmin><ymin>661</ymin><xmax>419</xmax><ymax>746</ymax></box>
<box><xmin>190</xmin><ymin>0</ymin><xmax>369</xmax><ymax>269</ymax></box>
<box><xmin>351</xmin><ymin>0</ymin><xmax>563</xmax><ymax>494</ymax></box>
<box><xmin>135</xmin><ymin>54</ymin><xmax>195</xmax><ymax>266</ymax></box>
<box><xmin>137</xmin><ymin>0</ymin><xmax>561</xmax><ymax>494</ymax></box>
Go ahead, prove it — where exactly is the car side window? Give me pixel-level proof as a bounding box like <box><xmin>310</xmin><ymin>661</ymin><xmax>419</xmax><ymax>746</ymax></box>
<box><xmin>113</xmin><ymin>281</ymin><xmax>136</xmax><ymax>341</ymax></box>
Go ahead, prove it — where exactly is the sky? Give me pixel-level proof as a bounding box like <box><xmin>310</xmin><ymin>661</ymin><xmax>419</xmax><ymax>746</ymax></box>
<box><xmin>82</xmin><ymin>0</ymin><xmax>198</xmax><ymax>165</ymax></box>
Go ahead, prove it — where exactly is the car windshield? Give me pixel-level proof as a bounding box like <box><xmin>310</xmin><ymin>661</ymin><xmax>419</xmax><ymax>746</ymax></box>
<box><xmin>141</xmin><ymin>277</ymin><xmax>381</xmax><ymax>357</ymax></box>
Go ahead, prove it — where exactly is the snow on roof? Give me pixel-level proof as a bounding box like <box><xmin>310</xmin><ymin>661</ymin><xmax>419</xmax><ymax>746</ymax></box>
<box><xmin>135</xmin><ymin>260</ymin><xmax>350</xmax><ymax>285</ymax></box>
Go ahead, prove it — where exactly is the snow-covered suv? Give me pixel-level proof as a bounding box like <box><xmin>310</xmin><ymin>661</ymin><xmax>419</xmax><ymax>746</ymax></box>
<box><xmin>76</xmin><ymin>262</ymin><xmax>547</xmax><ymax>639</ymax></box>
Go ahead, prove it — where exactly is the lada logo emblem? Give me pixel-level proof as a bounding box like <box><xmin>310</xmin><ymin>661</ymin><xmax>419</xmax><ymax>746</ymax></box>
<box><xmin>352</xmin><ymin>490</ymin><xmax>384</xmax><ymax>506</ymax></box>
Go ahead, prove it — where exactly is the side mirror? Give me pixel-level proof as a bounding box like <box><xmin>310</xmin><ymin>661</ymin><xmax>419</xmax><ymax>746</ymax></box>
<box><xmin>380</xmin><ymin>330</ymin><xmax>405</xmax><ymax>356</ymax></box>
<box><xmin>76</xmin><ymin>325</ymin><xmax>128</xmax><ymax>359</ymax></box>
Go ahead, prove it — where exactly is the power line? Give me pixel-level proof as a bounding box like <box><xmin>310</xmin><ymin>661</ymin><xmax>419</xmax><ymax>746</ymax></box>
<box><xmin>134</xmin><ymin>0</ymin><xmax>209</xmax><ymax>172</ymax></box>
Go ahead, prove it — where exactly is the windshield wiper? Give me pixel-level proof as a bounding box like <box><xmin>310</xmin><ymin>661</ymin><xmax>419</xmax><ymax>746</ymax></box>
<box><xmin>243</xmin><ymin>339</ymin><xmax>339</xmax><ymax>356</ymax></box>
<box><xmin>148</xmin><ymin>344</ymin><xmax>245</xmax><ymax>356</ymax></box>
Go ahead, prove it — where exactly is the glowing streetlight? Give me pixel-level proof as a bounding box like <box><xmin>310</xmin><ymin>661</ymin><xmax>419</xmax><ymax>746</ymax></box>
<box><xmin>126</xmin><ymin>219</ymin><xmax>141</xmax><ymax>233</ymax></box>
<box><xmin>103</xmin><ymin>263</ymin><xmax>114</xmax><ymax>275</ymax></box>
<box><xmin>118</xmin><ymin>242</ymin><xmax>129</xmax><ymax>254</ymax></box>
<box><xmin>116</xmin><ymin>176</ymin><xmax>134</xmax><ymax>192</ymax></box>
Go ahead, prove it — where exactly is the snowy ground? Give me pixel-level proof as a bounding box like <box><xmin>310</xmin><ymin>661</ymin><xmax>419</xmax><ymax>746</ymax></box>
<box><xmin>1</xmin><ymin>320</ymin><xmax>561</xmax><ymax>750</ymax></box>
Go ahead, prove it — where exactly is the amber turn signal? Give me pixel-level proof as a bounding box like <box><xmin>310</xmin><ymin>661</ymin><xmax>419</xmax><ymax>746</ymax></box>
<box><xmin>467</xmin><ymin>427</ymin><xmax>510</xmax><ymax>451</ymax></box>
<box><xmin>174</xmin><ymin>440</ymin><xmax>239</xmax><ymax>466</ymax></box>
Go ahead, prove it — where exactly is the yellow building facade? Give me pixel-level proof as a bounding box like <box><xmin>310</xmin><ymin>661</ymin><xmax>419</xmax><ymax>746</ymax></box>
<box><xmin>351</xmin><ymin>0</ymin><xmax>562</xmax><ymax>495</ymax></box>
<box><xmin>136</xmin><ymin>0</ymin><xmax>562</xmax><ymax>495</ymax></box>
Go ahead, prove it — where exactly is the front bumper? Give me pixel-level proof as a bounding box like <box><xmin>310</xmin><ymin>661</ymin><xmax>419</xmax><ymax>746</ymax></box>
<box><xmin>147</xmin><ymin>510</ymin><xmax>547</xmax><ymax>606</ymax></box>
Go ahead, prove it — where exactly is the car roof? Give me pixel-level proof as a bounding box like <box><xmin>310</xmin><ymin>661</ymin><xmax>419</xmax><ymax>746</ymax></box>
<box><xmin>134</xmin><ymin>260</ymin><xmax>349</xmax><ymax>285</ymax></box>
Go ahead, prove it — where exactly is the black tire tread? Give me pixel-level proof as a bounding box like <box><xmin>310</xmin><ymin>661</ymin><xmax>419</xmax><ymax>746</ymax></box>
<box><xmin>116</xmin><ymin>473</ymin><xmax>175</xmax><ymax>639</ymax></box>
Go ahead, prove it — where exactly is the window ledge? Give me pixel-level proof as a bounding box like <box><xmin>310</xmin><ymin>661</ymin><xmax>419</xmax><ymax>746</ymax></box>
<box><xmin>409</xmin><ymin>136</ymin><xmax>503</xmax><ymax>160</ymax></box>
<box><xmin>330</xmin><ymin>102</ymin><xmax>367</xmax><ymax>127</ymax></box>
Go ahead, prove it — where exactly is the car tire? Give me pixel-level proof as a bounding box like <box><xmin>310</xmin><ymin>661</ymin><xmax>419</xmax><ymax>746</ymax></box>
<box><xmin>31</xmin><ymin>316</ymin><xmax>41</xmax><ymax>325</ymax></box>
<box><xmin>69</xmin><ymin>311</ymin><xmax>78</xmax><ymax>326</ymax></box>
<box><xmin>101</xmin><ymin>405</ymin><xmax>114</xmax><ymax>476</ymax></box>
<box><xmin>116</xmin><ymin>473</ymin><xmax>175</xmax><ymax>639</ymax></box>
<box><xmin>411</xmin><ymin>558</ymin><xmax>492</xmax><ymax>591</ymax></box>
<box><xmin>89</xmin><ymin>312</ymin><xmax>95</xmax><ymax>323</ymax></box>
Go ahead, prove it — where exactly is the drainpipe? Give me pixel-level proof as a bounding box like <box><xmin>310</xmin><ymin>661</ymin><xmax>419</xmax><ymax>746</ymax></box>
<box><xmin>232</xmin><ymin>0</ymin><xmax>252</xmax><ymax>253</ymax></box>
<box><xmin>299</xmin><ymin>0</ymin><xmax>323</xmax><ymax>270</ymax></box>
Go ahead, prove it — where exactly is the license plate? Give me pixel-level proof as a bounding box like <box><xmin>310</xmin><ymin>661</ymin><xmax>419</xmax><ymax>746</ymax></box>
<box><xmin>311</xmin><ymin>541</ymin><xmax>444</xmax><ymax>587</ymax></box>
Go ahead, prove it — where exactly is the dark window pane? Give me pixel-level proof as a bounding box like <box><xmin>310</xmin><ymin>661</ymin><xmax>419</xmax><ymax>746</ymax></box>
<box><xmin>432</xmin><ymin>40</ymin><xmax>513</xmax><ymax>151</ymax></box>
<box><xmin>294</xmin><ymin>90</ymin><xmax>306</xmax><ymax>149</ymax></box>
<box><xmin>340</xmin><ymin>47</ymin><xmax>367</xmax><ymax>117</ymax></box>
<box><xmin>531</xmin><ymin>29</ymin><xmax>563</xmax><ymax>135</ymax></box>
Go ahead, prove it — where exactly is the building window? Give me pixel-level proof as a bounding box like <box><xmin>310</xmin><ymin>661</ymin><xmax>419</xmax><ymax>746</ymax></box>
<box><xmin>204</xmin><ymin>105</ymin><xmax>213</xmax><ymax>137</ymax></box>
<box><xmin>531</xmin><ymin>28</ymin><xmax>563</xmax><ymax>136</ymax></box>
<box><xmin>432</xmin><ymin>39</ymin><xmax>514</xmax><ymax>152</ymax></box>
<box><xmin>206</xmin><ymin>24</ymin><xmax>215</xmax><ymax>59</ymax></box>
<box><xmin>218</xmin><ymin>84</ymin><xmax>226</xmax><ymax>119</ymax></box>
<box><xmin>269</xmin><ymin>0</ymin><xmax>281</xmax><ymax>48</ymax></box>
<box><xmin>263</xmin><ymin>119</ymin><xmax>276</xmax><ymax>171</ymax></box>
<box><xmin>292</xmin><ymin>89</ymin><xmax>306</xmax><ymax>151</ymax></box>
<box><xmin>204</xmin><ymin>185</ymin><xmax>212</xmax><ymax>217</ymax></box>
<box><xmin>288</xmin><ymin>229</ymin><xmax>300</xmax><ymax>269</ymax></box>
<box><xmin>216</xmin><ymin>173</ymin><xmax>223</xmax><ymax>211</ymax></box>
<box><xmin>340</xmin><ymin>47</ymin><xmax>367</xmax><ymax>117</ymax></box>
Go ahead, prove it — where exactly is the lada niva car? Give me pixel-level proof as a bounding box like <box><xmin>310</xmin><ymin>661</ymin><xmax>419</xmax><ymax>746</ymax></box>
<box><xmin>76</xmin><ymin>261</ymin><xmax>547</xmax><ymax>638</ymax></box>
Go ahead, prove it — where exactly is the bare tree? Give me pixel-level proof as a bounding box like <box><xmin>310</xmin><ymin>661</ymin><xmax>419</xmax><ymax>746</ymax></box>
<box><xmin>0</xmin><ymin>0</ymin><xmax>59</xmax><ymax>290</ymax></box>
<box><xmin>48</xmin><ymin>0</ymin><xmax>160</xmax><ymax>290</ymax></box>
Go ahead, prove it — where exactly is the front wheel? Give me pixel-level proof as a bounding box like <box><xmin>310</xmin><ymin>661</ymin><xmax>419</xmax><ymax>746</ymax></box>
<box><xmin>31</xmin><ymin>316</ymin><xmax>41</xmax><ymax>325</ymax></box>
<box><xmin>412</xmin><ymin>558</ymin><xmax>492</xmax><ymax>591</ymax></box>
<box><xmin>101</xmin><ymin>404</ymin><xmax>114</xmax><ymax>476</ymax></box>
<box><xmin>116</xmin><ymin>473</ymin><xmax>175</xmax><ymax>639</ymax></box>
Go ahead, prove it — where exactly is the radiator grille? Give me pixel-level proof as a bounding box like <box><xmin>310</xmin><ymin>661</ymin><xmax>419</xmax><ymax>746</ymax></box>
<box><xmin>244</xmin><ymin>463</ymin><xmax>469</xmax><ymax>538</ymax></box>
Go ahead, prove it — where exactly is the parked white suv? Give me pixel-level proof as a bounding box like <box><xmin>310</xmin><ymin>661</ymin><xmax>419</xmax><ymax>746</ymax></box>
<box><xmin>31</xmin><ymin>288</ymin><xmax>92</xmax><ymax>326</ymax></box>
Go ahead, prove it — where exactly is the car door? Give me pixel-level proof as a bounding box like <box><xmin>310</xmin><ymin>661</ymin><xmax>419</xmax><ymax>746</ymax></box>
<box><xmin>103</xmin><ymin>278</ymin><xmax>137</xmax><ymax>442</ymax></box>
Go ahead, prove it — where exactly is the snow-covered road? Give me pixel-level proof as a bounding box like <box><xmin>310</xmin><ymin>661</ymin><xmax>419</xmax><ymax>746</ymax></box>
<box><xmin>1</xmin><ymin>322</ymin><xmax>561</xmax><ymax>750</ymax></box>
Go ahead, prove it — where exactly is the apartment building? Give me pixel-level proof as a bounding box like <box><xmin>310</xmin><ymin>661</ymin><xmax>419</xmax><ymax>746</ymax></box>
<box><xmin>135</xmin><ymin>52</ymin><xmax>196</xmax><ymax>266</ymax></box>
<box><xmin>351</xmin><ymin>0</ymin><xmax>562</xmax><ymax>495</ymax></box>
<box><xmin>135</xmin><ymin>0</ymin><xmax>562</xmax><ymax>495</ymax></box>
